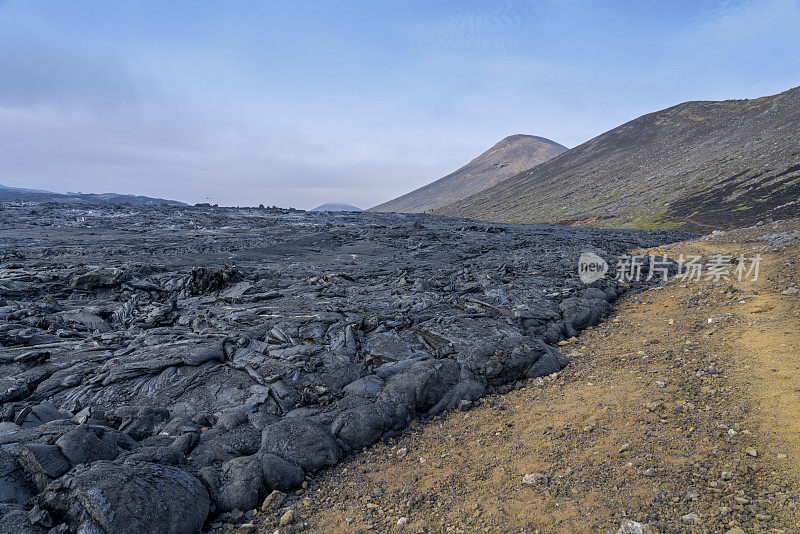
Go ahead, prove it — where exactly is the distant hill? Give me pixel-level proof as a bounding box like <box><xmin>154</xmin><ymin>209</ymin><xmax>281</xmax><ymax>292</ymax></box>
<box><xmin>369</xmin><ymin>134</ymin><xmax>567</xmax><ymax>214</ymax></box>
<box><xmin>311</xmin><ymin>203</ymin><xmax>362</xmax><ymax>212</ymax></box>
<box><xmin>435</xmin><ymin>87</ymin><xmax>800</xmax><ymax>231</ymax></box>
<box><xmin>0</xmin><ymin>184</ymin><xmax>186</xmax><ymax>206</ymax></box>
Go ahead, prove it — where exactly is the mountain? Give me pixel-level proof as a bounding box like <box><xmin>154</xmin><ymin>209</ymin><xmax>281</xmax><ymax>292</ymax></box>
<box><xmin>0</xmin><ymin>184</ymin><xmax>52</xmax><ymax>194</ymax></box>
<box><xmin>311</xmin><ymin>203</ymin><xmax>362</xmax><ymax>212</ymax></box>
<box><xmin>435</xmin><ymin>87</ymin><xmax>800</xmax><ymax>231</ymax></box>
<box><xmin>0</xmin><ymin>184</ymin><xmax>186</xmax><ymax>206</ymax></box>
<box><xmin>369</xmin><ymin>134</ymin><xmax>567</xmax><ymax>214</ymax></box>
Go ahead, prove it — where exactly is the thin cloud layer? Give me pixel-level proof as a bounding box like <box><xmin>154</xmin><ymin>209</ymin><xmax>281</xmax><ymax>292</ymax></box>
<box><xmin>0</xmin><ymin>0</ymin><xmax>798</xmax><ymax>209</ymax></box>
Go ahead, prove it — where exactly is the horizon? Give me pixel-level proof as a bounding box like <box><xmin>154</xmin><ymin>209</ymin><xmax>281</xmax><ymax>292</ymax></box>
<box><xmin>1</xmin><ymin>0</ymin><xmax>799</xmax><ymax>209</ymax></box>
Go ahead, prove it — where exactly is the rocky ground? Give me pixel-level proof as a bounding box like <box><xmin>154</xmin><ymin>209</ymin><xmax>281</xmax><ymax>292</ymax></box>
<box><xmin>253</xmin><ymin>219</ymin><xmax>800</xmax><ymax>534</ymax></box>
<box><xmin>0</xmin><ymin>202</ymin><xmax>692</xmax><ymax>534</ymax></box>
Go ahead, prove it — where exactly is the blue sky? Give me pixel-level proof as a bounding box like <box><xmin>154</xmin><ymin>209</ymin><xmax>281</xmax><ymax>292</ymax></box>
<box><xmin>1</xmin><ymin>0</ymin><xmax>799</xmax><ymax>209</ymax></box>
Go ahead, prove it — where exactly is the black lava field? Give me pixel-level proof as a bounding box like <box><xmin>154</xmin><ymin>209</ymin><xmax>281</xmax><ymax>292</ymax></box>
<box><xmin>0</xmin><ymin>203</ymin><xmax>693</xmax><ymax>533</ymax></box>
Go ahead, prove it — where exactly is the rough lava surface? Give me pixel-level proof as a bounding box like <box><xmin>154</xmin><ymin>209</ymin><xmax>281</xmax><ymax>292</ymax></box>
<box><xmin>0</xmin><ymin>203</ymin><xmax>693</xmax><ymax>533</ymax></box>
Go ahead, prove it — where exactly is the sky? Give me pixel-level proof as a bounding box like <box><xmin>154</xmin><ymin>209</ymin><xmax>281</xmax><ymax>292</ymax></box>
<box><xmin>0</xmin><ymin>0</ymin><xmax>799</xmax><ymax>209</ymax></box>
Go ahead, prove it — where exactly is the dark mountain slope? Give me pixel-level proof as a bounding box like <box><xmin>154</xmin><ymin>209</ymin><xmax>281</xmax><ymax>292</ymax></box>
<box><xmin>0</xmin><ymin>184</ymin><xmax>186</xmax><ymax>206</ymax></box>
<box><xmin>435</xmin><ymin>87</ymin><xmax>800</xmax><ymax>231</ymax></box>
<box><xmin>370</xmin><ymin>134</ymin><xmax>567</xmax><ymax>213</ymax></box>
<box><xmin>311</xmin><ymin>203</ymin><xmax>362</xmax><ymax>212</ymax></box>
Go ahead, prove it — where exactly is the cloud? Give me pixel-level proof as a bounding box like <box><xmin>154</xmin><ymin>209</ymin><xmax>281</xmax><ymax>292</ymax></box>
<box><xmin>697</xmin><ymin>0</ymin><xmax>800</xmax><ymax>40</ymax></box>
<box><xmin>1</xmin><ymin>1</ymin><xmax>799</xmax><ymax>210</ymax></box>
<box><xmin>403</xmin><ymin>1</ymin><xmax>538</xmax><ymax>69</ymax></box>
<box><xmin>0</xmin><ymin>32</ymin><xmax>139</xmax><ymax>110</ymax></box>
<box><xmin>657</xmin><ymin>0</ymin><xmax>800</xmax><ymax>98</ymax></box>
<box><xmin>0</xmin><ymin>99</ymin><xmax>446</xmax><ymax>209</ymax></box>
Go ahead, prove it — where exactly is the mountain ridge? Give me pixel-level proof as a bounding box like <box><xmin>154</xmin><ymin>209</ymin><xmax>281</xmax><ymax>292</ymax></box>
<box><xmin>434</xmin><ymin>86</ymin><xmax>800</xmax><ymax>231</ymax></box>
<box><xmin>0</xmin><ymin>183</ymin><xmax>187</xmax><ymax>206</ymax></box>
<box><xmin>311</xmin><ymin>203</ymin><xmax>362</xmax><ymax>212</ymax></box>
<box><xmin>369</xmin><ymin>134</ymin><xmax>567</xmax><ymax>213</ymax></box>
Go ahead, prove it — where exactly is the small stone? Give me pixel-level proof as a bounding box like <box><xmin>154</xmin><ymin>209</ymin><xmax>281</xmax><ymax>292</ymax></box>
<box><xmin>397</xmin><ymin>517</ymin><xmax>408</xmax><ymax>526</ymax></box>
<box><xmin>645</xmin><ymin>401</ymin><xmax>662</xmax><ymax>412</ymax></box>
<box><xmin>458</xmin><ymin>400</ymin><xmax>472</xmax><ymax>412</ymax></box>
<box><xmin>724</xmin><ymin>528</ymin><xmax>744</xmax><ymax>534</ymax></box>
<box><xmin>396</xmin><ymin>448</ymin><xmax>407</xmax><ymax>459</ymax></box>
<box><xmin>279</xmin><ymin>510</ymin><xmax>294</xmax><ymax>527</ymax></box>
<box><xmin>686</xmin><ymin>489</ymin><xmax>700</xmax><ymax>501</ymax></box>
<box><xmin>777</xmin><ymin>453</ymin><xmax>787</xmax><ymax>459</ymax></box>
<box><xmin>521</xmin><ymin>473</ymin><xmax>549</xmax><ymax>486</ymax></box>
<box><xmin>653</xmin><ymin>381</ymin><xmax>666</xmax><ymax>388</ymax></box>
<box><xmin>681</xmin><ymin>512</ymin><xmax>700</xmax><ymax>524</ymax></box>
<box><xmin>227</xmin><ymin>510</ymin><xmax>244</xmax><ymax>521</ymax></box>
<box><xmin>239</xmin><ymin>524</ymin><xmax>257</xmax><ymax>534</ymax></box>
<box><xmin>643</xmin><ymin>468</ymin><xmax>656</xmax><ymax>477</ymax></box>
<box><xmin>721</xmin><ymin>471</ymin><xmax>734</xmax><ymax>480</ymax></box>
<box><xmin>781</xmin><ymin>287</ymin><xmax>798</xmax><ymax>295</ymax></box>
<box><xmin>261</xmin><ymin>490</ymin><xmax>286</xmax><ymax>512</ymax></box>
<box><xmin>618</xmin><ymin>443</ymin><xmax>630</xmax><ymax>453</ymax></box>
<box><xmin>746</xmin><ymin>448</ymin><xmax>758</xmax><ymax>457</ymax></box>
<box><xmin>616</xmin><ymin>519</ymin><xmax>654</xmax><ymax>534</ymax></box>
